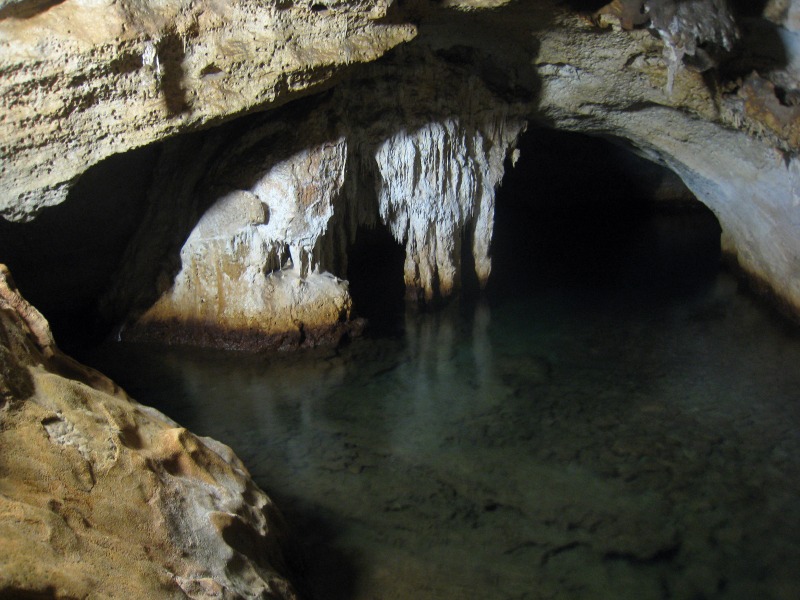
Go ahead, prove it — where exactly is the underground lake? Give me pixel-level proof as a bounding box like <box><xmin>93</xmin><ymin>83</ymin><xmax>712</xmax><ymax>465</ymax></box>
<box><xmin>71</xmin><ymin>131</ymin><xmax>800</xmax><ymax>600</ymax></box>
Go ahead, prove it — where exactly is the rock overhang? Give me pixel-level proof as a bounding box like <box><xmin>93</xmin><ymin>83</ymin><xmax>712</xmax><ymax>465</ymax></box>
<box><xmin>2</xmin><ymin>0</ymin><xmax>800</xmax><ymax>327</ymax></box>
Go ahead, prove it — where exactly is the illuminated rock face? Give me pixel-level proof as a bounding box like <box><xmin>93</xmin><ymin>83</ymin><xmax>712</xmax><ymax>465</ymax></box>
<box><xmin>0</xmin><ymin>0</ymin><xmax>415</xmax><ymax>222</ymax></box>
<box><xmin>108</xmin><ymin>51</ymin><xmax>526</xmax><ymax>347</ymax></box>
<box><xmin>1</xmin><ymin>1</ymin><xmax>800</xmax><ymax>597</ymax></box>
<box><xmin>0</xmin><ymin>265</ymin><xmax>298</xmax><ymax>598</ymax></box>
<box><xmin>374</xmin><ymin>115</ymin><xmax>523</xmax><ymax>302</ymax></box>
<box><xmin>127</xmin><ymin>135</ymin><xmax>358</xmax><ymax>350</ymax></box>
<box><xmin>5</xmin><ymin>0</ymin><xmax>799</xmax><ymax>342</ymax></box>
<box><xmin>529</xmin><ymin>1</ymin><xmax>800</xmax><ymax>319</ymax></box>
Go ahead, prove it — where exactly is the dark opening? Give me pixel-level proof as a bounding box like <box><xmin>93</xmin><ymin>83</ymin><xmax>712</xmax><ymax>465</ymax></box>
<box><xmin>346</xmin><ymin>225</ymin><xmax>406</xmax><ymax>336</ymax></box>
<box><xmin>487</xmin><ymin>127</ymin><xmax>721</xmax><ymax>303</ymax></box>
<box><xmin>0</xmin><ymin>143</ymin><xmax>160</xmax><ymax>349</ymax></box>
<box><xmin>558</xmin><ymin>0</ymin><xmax>612</xmax><ymax>12</ymax></box>
<box><xmin>728</xmin><ymin>0</ymin><xmax>770</xmax><ymax>18</ymax></box>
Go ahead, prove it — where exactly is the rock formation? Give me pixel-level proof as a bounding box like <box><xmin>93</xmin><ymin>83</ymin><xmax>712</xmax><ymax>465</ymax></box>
<box><xmin>3</xmin><ymin>0</ymin><xmax>799</xmax><ymax>341</ymax></box>
<box><xmin>101</xmin><ymin>48</ymin><xmax>526</xmax><ymax>347</ymax></box>
<box><xmin>0</xmin><ymin>0</ymin><xmax>415</xmax><ymax>221</ymax></box>
<box><xmin>1</xmin><ymin>0</ymin><xmax>800</xmax><ymax>596</ymax></box>
<box><xmin>0</xmin><ymin>0</ymin><xmax>798</xmax><ymax>337</ymax></box>
<box><xmin>0</xmin><ymin>264</ymin><xmax>298</xmax><ymax>598</ymax></box>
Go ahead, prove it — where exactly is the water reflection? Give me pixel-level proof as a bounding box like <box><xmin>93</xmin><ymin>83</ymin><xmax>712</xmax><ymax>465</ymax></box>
<box><xmin>86</xmin><ymin>291</ymin><xmax>800</xmax><ymax>599</ymax></box>
<box><xmin>84</xmin><ymin>231</ymin><xmax>800</xmax><ymax>600</ymax></box>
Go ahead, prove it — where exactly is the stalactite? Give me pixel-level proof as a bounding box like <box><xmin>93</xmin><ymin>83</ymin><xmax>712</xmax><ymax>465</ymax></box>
<box><xmin>644</xmin><ymin>0</ymin><xmax>739</xmax><ymax>93</ymax></box>
<box><xmin>110</xmin><ymin>48</ymin><xmax>528</xmax><ymax>347</ymax></box>
<box><xmin>373</xmin><ymin>114</ymin><xmax>524</xmax><ymax>302</ymax></box>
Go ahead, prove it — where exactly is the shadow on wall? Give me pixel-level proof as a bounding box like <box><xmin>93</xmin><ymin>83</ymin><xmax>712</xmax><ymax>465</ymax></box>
<box><xmin>157</xmin><ymin>32</ymin><xmax>191</xmax><ymax>117</ymax></box>
<box><xmin>0</xmin><ymin>0</ymin><xmax>66</xmax><ymax>20</ymax></box>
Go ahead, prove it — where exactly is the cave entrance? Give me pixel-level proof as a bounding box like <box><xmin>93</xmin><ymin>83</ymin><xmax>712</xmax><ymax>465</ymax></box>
<box><xmin>346</xmin><ymin>224</ymin><xmax>407</xmax><ymax>336</ymax></box>
<box><xmin>487</xmin><ymin>127</ymin><xmax>722</xmax><ymax>303</ymax></box>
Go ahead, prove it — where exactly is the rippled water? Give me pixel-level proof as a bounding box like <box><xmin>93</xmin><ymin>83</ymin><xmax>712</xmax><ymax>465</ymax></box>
<box><xmin>82</xmin><ymin>209</ymin><xmax>800</xmax><ymax>600</ymax></box>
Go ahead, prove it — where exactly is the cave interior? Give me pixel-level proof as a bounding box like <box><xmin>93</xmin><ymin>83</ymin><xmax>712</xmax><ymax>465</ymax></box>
<box><xmin>0</xmin><ymin>114</ymin><xmax>723</xmax><ymax>350</ymax></box>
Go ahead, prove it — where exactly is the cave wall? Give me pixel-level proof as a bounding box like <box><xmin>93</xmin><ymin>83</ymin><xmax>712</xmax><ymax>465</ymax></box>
<box><xmin>2</xmin><ymin>0</ymin><xmax>800</xmax><ymax>597</ymax></box>
<box><xmin>103</xmin><ymin>48</ymin><xmax>526</xmax><ymax>348</ymax></box>
<box><xmin>418</xmin><ymin>0</ymin><xmax>800</xmax><ymax>319</ymax></box>
<box><xmin>0</xmin><ymin>0</ymin><xmax>415</xmax><ymax>221</ymax></box>
<box><xmin>3</xmin><ymin>0</ymin><xmax>800</xmax><ymax>344</ymax></box>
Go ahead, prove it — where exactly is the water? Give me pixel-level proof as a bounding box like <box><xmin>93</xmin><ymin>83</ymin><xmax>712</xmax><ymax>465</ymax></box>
<box><xmin>79</xmin><ymin>209</ymin><xmax>800</xmax><ymax>600</ymax></box>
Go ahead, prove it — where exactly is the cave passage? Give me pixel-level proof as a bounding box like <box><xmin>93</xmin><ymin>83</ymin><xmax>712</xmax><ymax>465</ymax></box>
<box><xmin>346</xmin><ymin>224</ymin><xmax>407</xmax><ymax>336</ymax></box>
<box><xmin>488</xmin><ymin>127</ymin><xmax>721</xmax><ymax>303</ymax></box>
<box><xmin>77</xmin><ymin>125</ymin><xmax>800</xmax><ymax>600</ymax></box>
<box><xmin>0</xmin><ymin>143</ymin><xmax>160</xmax><ymax>350</ymax></box>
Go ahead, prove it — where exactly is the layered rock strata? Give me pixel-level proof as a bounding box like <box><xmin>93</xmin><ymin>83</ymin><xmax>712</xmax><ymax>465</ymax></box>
<box><xmin>0</xmin><ymin>264</ymin><xmax>298</xmax><ymax>598</ymax></box>
<box><xmin>0</xmin><ymin>0</ymin><xmax>415</xmax><ymax>221</ymax></box>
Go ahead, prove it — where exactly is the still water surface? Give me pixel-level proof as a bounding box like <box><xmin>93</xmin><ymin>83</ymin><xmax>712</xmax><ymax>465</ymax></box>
<box><xmin>82</xmin><ymin>210</ymin><xmax>800</xmax><ymax>599</ymax></box>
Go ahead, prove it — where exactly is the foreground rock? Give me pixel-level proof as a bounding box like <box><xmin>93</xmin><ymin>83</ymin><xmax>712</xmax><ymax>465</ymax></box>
<box><xmin>0</xmin><ymin>264</ymin><xmax>298</xmax><ymax>598</ymax></box>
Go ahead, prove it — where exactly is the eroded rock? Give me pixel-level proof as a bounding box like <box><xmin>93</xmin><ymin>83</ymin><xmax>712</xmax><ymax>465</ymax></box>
<box><xmin>104</xmin><ymin>47</ymin><xmax>525</xmax><ymax>347</ymax></box>
<box><xmin>3</xmin><ymin>0</ymin><xmax>800</xmax><ymax>336</ymax></box>
<box><xmin>0</xmin><ymin>0</ymin><xmax>416</xmax><ymax>221</ymax></box>
<box><xmin>0</xmin><ymin>264</ymin><xmax>298</xmax><ymax>598</ymax></box>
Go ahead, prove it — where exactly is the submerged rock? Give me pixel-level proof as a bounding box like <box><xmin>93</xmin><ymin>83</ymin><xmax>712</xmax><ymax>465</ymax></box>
<box><xmin>0</xmin><ymin>264</ymin><xmax>299</xmax><ymax>598</ymax></box>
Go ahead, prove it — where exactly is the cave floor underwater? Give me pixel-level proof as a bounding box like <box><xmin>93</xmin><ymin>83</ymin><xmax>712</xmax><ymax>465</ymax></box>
<box><xmin>78</xmin><ymin>206</ymin><xmax>800</xmax><ymax>600</ymax></box>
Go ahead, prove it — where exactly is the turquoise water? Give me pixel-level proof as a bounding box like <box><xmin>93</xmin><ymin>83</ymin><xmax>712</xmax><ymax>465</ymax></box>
<box><xmin>82</xmin><ymin>210</ymin><xmax>800</xmax><ymax>600</ymax></box>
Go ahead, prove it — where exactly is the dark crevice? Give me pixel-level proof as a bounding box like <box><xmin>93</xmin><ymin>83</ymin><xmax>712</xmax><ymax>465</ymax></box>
<box><xmin>158</xmin><ymin>32</ymin><xmax>190</xmax><ymax>117</ymax></box>
<box><xmin>0</xmin><ymin>0</ymin><xmax>65</xmax><ymax>20</ymax></box>
<box><xmin>0</xmin><ymin>143</ymin><xmax>161</xmax><ymax>351</ymax></box>
<box><xmin>488</xmin><ymin>127</ymin><xmax>721</xmax><ymax>300</ymax></box>
<box><xmin>558</xmin><ymin>0</ymin><xmax>609</xmax><ymax>12</ymax></box>
<box><xmin>603</xmin><ymin>542</ymin><xmax>681</xmax><ymax>565</ymax></box>
<box><xmin>346</xmin><ymin>225</ymin><xmax>406</xmax><ymax>337</ymax></box>
<box><xmin>540</xmin><ymin>541</ymin><xmax>586</xmax><ymax>566</ymax></box>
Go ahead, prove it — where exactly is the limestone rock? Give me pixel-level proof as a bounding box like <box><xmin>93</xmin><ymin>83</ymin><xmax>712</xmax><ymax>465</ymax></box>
<box><xmin>523</xmin><ymin>6</ymin><xmax>800</xmax><ymax>319</ymax></box>
<box><xmin>126</xmin><ymin>130</ymin><xmax>359</xmax><ymax>349</ymax></box>
<box><xmin>374</xmin><ymin>115</ymin><xmax>524</xmax><ymax>302</ymax></box>
<box><xmin>4</xmin><ymin>0</ymin><xmax>800</xmax><ymax>338</ymax></box>
<box><xmin>0</xmin><ymin>264</ymin><xmax>298</xmax><ymax>598</ymax></box>
<box><xmin>103</xmin><ymin>47</ymin><xmax>525</xmax><ymax>346</ymax></box>
<box><xmin>0</xmin><ymin>0</ymin><xmax>416</xmax><ymax>221</ymax></box>
<box><xmin>646</xmin><ymin>0</ymin><xmax>738</xmax><ymax>90</ymax></box>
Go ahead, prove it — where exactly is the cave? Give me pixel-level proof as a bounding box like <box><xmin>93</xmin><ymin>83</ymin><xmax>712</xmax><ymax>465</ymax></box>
<box><xmin>489</xmin><ymin>127</ymin><xmax>722</xmax><ymax>299</ymax></box>
<box><xmin>0</xmin><ymin>143</ymin><xmax>161</xmax><ymax>350</ymax></box>
<box><xmin>346</xmin><ymin>223</ymin><xmax>407</xmax><ymax>336</ymax></box>
<box><xmin>2</xmin><ymin>1</ymin><xmax>800</xmax><ymax>599</ymax></box>
<box><xmin>26</xmin><ymin>121</ymin><xmax>795</xmax><ymax>600</ymax></box>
